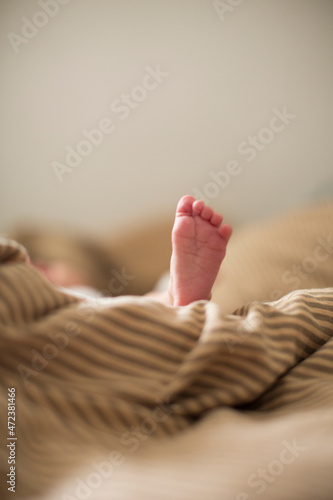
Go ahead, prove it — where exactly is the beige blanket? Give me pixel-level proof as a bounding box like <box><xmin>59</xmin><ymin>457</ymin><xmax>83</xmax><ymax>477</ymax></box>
<box><xmin>1</xmin><ymin>201</ymin><xmax>333</xmax><ymax>500</ymax></box>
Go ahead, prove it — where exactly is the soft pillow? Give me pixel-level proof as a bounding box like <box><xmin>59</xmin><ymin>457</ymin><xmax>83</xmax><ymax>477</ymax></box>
<box><xmin>212</xmin><ymin>200</ymin><xmax>333</xmax><ymax>313</ymax></box>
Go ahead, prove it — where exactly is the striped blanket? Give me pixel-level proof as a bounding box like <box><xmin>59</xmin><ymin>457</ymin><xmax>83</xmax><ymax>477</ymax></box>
<box><xmin>0</xmin><ymin>229</ymin><xmax>333</xmax><ymax>499</ymax></box>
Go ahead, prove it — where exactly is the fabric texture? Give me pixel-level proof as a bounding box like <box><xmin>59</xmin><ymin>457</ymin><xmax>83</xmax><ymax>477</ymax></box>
<box><xmin>0</xmin><ymin>229</ymin><xmax>333</xmax><ymax>499</ymax></box>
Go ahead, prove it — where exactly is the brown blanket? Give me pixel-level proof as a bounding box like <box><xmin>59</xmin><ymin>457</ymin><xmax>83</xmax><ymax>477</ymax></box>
<box><xmin>0</xmin><ymin>232</ymin><xmax>333</xmax><ymax>499</ymax></box>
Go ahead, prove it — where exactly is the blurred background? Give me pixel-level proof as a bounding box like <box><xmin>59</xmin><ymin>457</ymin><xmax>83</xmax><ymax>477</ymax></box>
<box><xmin>1</xmin><ymin>0</ymin><xmax>332</xmax><ymax>237</ymax></box>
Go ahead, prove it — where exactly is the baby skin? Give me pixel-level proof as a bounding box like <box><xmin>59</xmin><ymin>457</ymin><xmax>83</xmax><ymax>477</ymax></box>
<box><xmin>31</xmin><ymin>195</ymin><xmax>232</xmax><ymax>305</ymax></box>
<box><xmin>166</xmin><ymin>195</ymin><xmax>232</xmax><ymax>306</ymax></box>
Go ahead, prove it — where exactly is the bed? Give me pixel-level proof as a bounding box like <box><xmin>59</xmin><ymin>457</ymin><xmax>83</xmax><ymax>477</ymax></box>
<box><xmin>1</xmin><ymin>200</ymin><xmax>333</xmax><ymax>500</ymax></box>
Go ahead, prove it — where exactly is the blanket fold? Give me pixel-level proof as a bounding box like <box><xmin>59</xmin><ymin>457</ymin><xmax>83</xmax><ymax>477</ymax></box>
<box><xmin>0</xmin><ymin>238</ymin><xmax>333</xmax><ymax>499</ymax></box>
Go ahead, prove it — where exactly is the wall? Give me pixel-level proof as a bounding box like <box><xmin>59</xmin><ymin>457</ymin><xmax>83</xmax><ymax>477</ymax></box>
<box><xmin>1</xmin><ymin>0</ymin><xmax>332</xmax><ymax>236</ymax></box>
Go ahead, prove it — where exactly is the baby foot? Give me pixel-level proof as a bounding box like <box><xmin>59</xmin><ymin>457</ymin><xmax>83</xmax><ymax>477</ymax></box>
<box><xmin>169</xmin><ymin>195</ymin><xmax>232</xmax><ymax>306</ymax></box>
